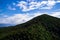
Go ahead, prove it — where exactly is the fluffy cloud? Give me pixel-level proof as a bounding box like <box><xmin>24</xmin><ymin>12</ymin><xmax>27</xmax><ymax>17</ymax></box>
<box><xmin>16</xmin><ymin>0</ymin><xmax>60</xmax><ymax>12</ymax></box>
<box><xmin>7</xmin><ymin>0</ymin><xmax>60</xmax><ymax>11</ymax></box>
<box><xmin>16</xmin><ymin>1</ymin><xmax>45</xmax><ymax>11</ymax></box>
<box><xmin>0</xmin><ymin>13</ymin><xmax>40</xmax><ymax>24</ymax></box>
<box><xmin>50</xmin><ymin>12</ymin><xmax>60</xmax><ymax>18</ymax></box>
<box><xmin>56</xmin><ymin>1</ymin><xmax>60</xmax><ymax>3</ymax></box>
<box><xmin>0</xmin><ymin>12</ymin><xmax>60</xmax><ymax>25</ymax></box>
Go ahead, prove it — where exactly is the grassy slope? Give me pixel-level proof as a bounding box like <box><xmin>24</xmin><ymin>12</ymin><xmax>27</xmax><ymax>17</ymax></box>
<box><xmin>0</xmin><ymin>14</ymin><xmax>60</xmax><ymax>40</ymax></box>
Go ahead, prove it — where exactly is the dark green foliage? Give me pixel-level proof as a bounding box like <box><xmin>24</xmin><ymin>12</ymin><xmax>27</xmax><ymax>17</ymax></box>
<box><xmin>0</xmin><ymin>14</ymin><xmax>60</xmax><ymax>40</ymax></box>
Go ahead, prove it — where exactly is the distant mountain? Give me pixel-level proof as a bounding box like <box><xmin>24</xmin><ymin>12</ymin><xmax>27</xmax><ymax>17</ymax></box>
<box><xmin>0</xmin><ymin>24</ymin><xmax>13</xmax><ymax>27</ymax></box>
<box><xmin>0</xmin><ymin>14</ymin><xmax>60</xmax><ymax>40</ymax></box>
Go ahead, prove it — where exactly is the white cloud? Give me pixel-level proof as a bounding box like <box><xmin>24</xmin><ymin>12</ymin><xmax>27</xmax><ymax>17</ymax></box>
<box><xmin>0</xmin><ymin>11</ymin><xmax>60</xmax><ymax>25</ymax></box>
<box><xmin>56</xmin><ymin>0</ymin><xmax>60</xmax><ymax>2</ymax></box>
<box><xmin>0</xmin><ymin>12</ymin><xmax>46</xmax><ymax>24</ymax></box>
<box><xmin>47</xmin><ymin>1</ymin><xmax>56</xmax><ymax>7</ymax></box>
<box><xmin>7</xmin><ymin>0</ymin><xmax>60</xmax><ymax>11</ymax></box>
<box><xmin>16</xmin><ymin>0</ymin><xmax>60</xmax><ymax>12</ymax></box>
<box><xmin>17</xmin><ymin>1</ymin><xmax>28</xmax><ymax>10</ymax></box>
<box><xmin>50</xmin><ymin>12</ymin><xmax>60</xmax><ymax>18</ymax></box>
<box><xmin>0</xmin><ymin>14</ymin><xmax>30</xmax><ymax>24</ymax></box>
<box><xmin>22</xmin><ymin>2</ymin><xmax>41</xmax><ymax>11</ymax></box>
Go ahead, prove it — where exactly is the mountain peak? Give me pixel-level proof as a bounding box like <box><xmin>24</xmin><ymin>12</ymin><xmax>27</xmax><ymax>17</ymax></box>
<box><xmin>41</xmin><ymin>14</ymin><xmax>49</xmax><ymax>16</ymax></box>
<box><xmin>39</xmin><ymin>14</ymin><xmax>51</xmax><ymax>17</ymax></box>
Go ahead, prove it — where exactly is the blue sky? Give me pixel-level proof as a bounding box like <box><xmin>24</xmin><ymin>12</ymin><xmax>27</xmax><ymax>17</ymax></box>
<box><xmin>0</xmin><ymin>0</ymin><xmax>60</xmax><ymax>25</ymax></box>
